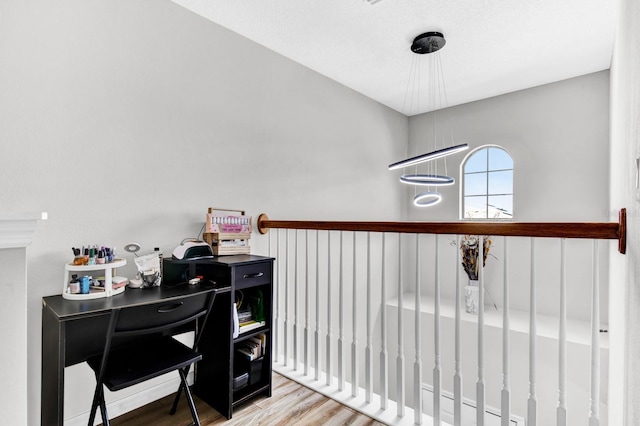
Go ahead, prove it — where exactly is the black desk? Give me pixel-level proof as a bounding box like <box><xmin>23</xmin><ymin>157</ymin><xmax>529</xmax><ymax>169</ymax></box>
<box><xmin>41</xmin><ymin>282</ymin><xmax>227</xmax><ymax>426</ymax></box>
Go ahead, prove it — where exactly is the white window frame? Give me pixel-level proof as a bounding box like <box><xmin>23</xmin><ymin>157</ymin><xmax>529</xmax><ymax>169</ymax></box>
<box><xmin>460</xmin><ymin>145</ymin><xmax>514</xmax><ymax>220</ymax></box>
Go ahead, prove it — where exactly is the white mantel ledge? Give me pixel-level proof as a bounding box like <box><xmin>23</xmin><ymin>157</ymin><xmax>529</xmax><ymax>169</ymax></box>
<box><xmin>0</xmin><ymin>212</ymin><xmax>47</xmax><ymax>249</ymax></box>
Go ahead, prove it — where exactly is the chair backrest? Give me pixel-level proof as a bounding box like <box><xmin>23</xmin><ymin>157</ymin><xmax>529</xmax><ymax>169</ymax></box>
<box><xmin>96</xmin><ymin>289</ymin><xmax>218</xmax><ymax>379</ymax></box>
<box><xmin>113</xmin><ymin>291</ymin><xmax>215</xmax><ymax>339</ymax></box>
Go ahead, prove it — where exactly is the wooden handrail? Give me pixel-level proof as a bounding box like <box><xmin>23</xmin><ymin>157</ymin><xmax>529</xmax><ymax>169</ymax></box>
<box><xmin>257</xmin><ymin>208</ymin><xmax>627</xmax><ymax>254</ymax></box>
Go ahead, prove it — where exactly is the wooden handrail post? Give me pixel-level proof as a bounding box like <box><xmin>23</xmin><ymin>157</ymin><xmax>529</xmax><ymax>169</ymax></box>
<box><xmin>258</xmin><ymin>213</ymin><xmax>270</xmax><ymax>235</ymax></box>
<box><xmin>619</xmin><ymin>208</ymin><xmax>627</xmax><ymax>254</ymax></box>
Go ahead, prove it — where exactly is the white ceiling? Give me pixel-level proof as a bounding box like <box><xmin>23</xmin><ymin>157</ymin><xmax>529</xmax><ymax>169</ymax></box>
<box><xmin>171</xmin><ymin>0</ymin><xmax>616</xmax><ymax>116</ymax></box>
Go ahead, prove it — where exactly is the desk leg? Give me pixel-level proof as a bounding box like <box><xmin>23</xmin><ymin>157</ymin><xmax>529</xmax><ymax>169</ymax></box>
<box><xmin>41</xmin><ymin>305</ymin><xmax>65</xmax><ymax>426</ymax></box>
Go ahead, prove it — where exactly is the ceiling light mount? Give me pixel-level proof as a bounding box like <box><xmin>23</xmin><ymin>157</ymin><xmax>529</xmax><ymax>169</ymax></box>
<box><xmin>410</xmin><ymin>32</ymin><xmax>446</xmax><ymax>55</ymax></box>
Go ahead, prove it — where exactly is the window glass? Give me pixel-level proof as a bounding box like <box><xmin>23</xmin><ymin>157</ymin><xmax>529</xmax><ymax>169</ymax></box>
<box><xmin>488</xmin><ymin>148</ymin><xmax>513</xmax><ymax>170</ymax></box>
<box><xmin>462</xmin><ymin>146</ymin><xmax>513</xmax><ymax>219</ymax></box>
<box><xmin>488</xmin><ymin>170</ymin><xmax>513</xmax><ymax>194</ymax></box>
<box><xmin>464</xmin><ymin>149</ymin><xmax>487</xmax><ymax>173</ymax></box>
<box><xmin>464</xmin><ymin>172</ymin><xmax>487</xmax><ymax>196</ymax></box>
<box><xmin>488</xmin><ymin>195</ymin><xmax>513</xmax><ymax>219</ymax></box>
<box><xmin>464</xmin><ymin>196</ymin><xmax>488</xmax><ymax>218</ymax></box>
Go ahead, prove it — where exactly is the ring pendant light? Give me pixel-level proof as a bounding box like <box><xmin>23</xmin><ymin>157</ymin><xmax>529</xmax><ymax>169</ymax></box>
<box><xmin>413</xmin><ymin>191</ymin><xmax>443</xmax><ymax>207</ymax></box>
<box><xmin>400</xmin><ymin>174</ymin><xmax>454</xmax><ymax>186</ymax></box>
<box><xmin>388</xmin><ymin>31</ymin><xmax>468</xmax><ymax>207</ymax></box>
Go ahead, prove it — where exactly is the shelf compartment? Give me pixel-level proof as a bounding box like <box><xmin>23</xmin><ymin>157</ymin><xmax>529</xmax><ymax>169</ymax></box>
<box><xmin>232</xmin><ymin>382</ymin><xmax>271</xmax><ymax>406</ymax></box>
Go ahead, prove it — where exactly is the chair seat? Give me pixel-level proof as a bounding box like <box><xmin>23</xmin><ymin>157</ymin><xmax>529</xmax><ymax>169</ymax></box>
<box><xmin>87</xmin><ymin>336</ymin><xmax>202</xmax><ymax>392</ymax></box>
<box><xmin>86</xmin><ymin>290</ymin><xmax>218</xmax><ymax>426</ymax></box>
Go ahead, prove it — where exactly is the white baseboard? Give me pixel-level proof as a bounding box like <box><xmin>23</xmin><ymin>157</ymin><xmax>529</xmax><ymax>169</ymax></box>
<box><xmin>422</xmin><ymin>383</ymin><xmax>525</xmax><ymax>426</ymax></box>
<box><xmin>64</xmin><ymin>372</ymin><xmax>193</xmax><ymax>426</ymax></box>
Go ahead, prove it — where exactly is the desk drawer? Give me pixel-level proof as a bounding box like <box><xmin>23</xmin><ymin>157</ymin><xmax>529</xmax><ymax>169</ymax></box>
<box><xmin>117</xmin><ymin>293</ymin><xmax>209</xmax><ymax>333</ymax></box>
<box><xmin>235</xmin><ymin>262</ymin><xmax>270</xmax><ymax>289</ymax></box>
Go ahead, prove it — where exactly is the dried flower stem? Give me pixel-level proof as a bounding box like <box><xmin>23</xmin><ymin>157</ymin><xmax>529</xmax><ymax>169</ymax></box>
<box><xmin>460</xmin><ymin>235</ymin><xmax>492</xmax><ymax>281</ymax></box>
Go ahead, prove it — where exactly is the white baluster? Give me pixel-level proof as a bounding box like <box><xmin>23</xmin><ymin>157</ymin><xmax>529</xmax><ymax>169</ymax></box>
<box><xmin>326</xmin><ymin>231</ymin><xmax>333</xmax><ymax>386</ymax></box>
<box><xmin>501</xmin><ymin>237</ymin><xmax>511</xmax><ymax>426</ymax></box>
<box><xmin>558</xmin><ymin>239</ymin><xmax>567</xmax><ymax>426</ymax></box>
<box><xmin>477</xmin><ymin>236</ymin><xmax>485</xmax><ymax>426</ymax></box>
<box><xmin>528</xmin><ymin>238</ymin><xmax>538</xmax><ymax>426</ymax></box>
<box><xmin>397</xmin><ymin>233</ymin><xmax>405</xmax><ymax>417</ymax></box>
<box><xmin>415</xmin><ymin>234</ymin><xmax>424</xmax><ymax>425</ymax></box>
<box><xmin>589</xmin><ymin>240</ymin><xmax>600</xmax><ymax>426</ymax></box>
<box><xmin>352</xmin><ymin>232</ymin><xmax>359</xmax><ymax>397</ymax></box>
<box><xmin>339</xmin><ymin>231</ymin><xmax>345</xmax><ymax>391</ymax></box>
<box><xmin>304</xmin><ymin>230</ymin><xmax>310</xmax><ymax>376</ymax></box>
<box><xmin>315</xmin><ymin>230</ymin><xmax>321</xmax><ymax>381</ymax></box>
<box><xmin>433</xmin><ymin>235</ymin><xmax>441</xmax><ymax>426</ymax></box>
<box><xmin>284</xmin><ymin>230</ymin><xmax>289</xmax><ymax>367</ymax></box>
<box><xmin>294</xmin><ymin>230</ymin><xmax>299</xmax><ymax>371</ymax></box>
<box><xmin>273</xmin><ymin>231</ymin><xmax>279</xmax><ymax>364</ymax></box>
<box><xmin>366</xmin><ymin>232</ymin><xmax>373</xmax><ymax>403</ymax></box>
<box><xmin>380</xmin><ymin>233</ymin><xmax>389</xmax><ymax>410</ymax></box>
<box><xmin>454</xmin><ymin>235</ymin><xmax>462</xmax><ymax>426</ymax></box>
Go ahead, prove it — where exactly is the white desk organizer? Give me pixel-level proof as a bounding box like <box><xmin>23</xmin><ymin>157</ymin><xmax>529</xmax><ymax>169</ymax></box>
<box><xmin>62</xmin><ymin>258</ymin><xmax>127</xmax><ymax>300</ymax></box>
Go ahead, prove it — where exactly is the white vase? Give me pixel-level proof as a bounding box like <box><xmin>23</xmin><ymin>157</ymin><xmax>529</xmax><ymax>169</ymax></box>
<box><xmin>464</xmin><ymin>280</ymin><xmax>480</xmax><ymax>314</ymax></box>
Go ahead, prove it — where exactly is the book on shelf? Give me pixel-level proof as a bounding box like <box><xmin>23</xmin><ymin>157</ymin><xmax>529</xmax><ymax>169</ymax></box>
<box><xmin>236</xmin><ymin>333</ymin><xmax>266</xmax><ymax>360</ymax></box>
<box><xmin>248</xmin><ymin>336</ymin><xmax>262</xmax><ymax>355</ymax></box>
<box><xmin>250</xmin><ymin>334</ymin><xmax>266</xmax><ymax>357</ymax></box>
<box><xmin>238</xmin><ymin>320</ymin><xmax>265</xmax><ymax>334</ymax></box>
<box><xmin>236</xmin><ymin>346</ymin><xmax>255</xmax><ymax>360</ymax></box>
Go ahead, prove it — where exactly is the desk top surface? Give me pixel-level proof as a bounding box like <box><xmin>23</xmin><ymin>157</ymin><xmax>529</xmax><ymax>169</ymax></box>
<box><xmin>43</xmin><ymin>254</ymin><xmax>273</xmax><ymax>321</ymax></box>
<box><xmin>43</xmin><ymin>283</ymin><xmax>230</xmax><ymax>320</ymax></box>
<box><xmin>164</xmin><ymin>254</ymin><xmax>274</xmax><ymax>267</ymax></box>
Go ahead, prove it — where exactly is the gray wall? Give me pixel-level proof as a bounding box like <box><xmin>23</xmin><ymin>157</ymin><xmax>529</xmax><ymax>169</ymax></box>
<box><xmin>0</xmin><ymin>1</ymin><xmax>405</xmax><ymax>423</ymax></box>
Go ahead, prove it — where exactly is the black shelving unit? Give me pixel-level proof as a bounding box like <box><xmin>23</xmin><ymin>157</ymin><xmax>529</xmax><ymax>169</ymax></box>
<box><xmin>164</xmin><ymin>255</ymin><xmax>274</xmax><ymax>419</ymax></box>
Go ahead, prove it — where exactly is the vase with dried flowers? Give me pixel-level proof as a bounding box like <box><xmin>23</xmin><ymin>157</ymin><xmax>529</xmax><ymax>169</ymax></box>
<box><xmin>460</xmin><ymin>235</ymin><xmax>492</xmax><ymax>314</ymax></box>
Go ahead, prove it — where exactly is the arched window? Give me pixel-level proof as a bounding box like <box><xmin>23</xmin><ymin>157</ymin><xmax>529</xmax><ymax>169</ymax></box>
<box><xmin>461</xmin><ymin>146</ymin><xmax>513</xmax><ymax>219</ymax></box>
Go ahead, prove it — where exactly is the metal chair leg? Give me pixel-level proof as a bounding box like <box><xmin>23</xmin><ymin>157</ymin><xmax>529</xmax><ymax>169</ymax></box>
<box><xmin>88</xmin><ymin>386</ymin><xmax>109</xmax><ymax>426</ymax></box>
<box><xmin>88</xmin><ymin>384</ymin><xmax>102</xmax><ymax>426</ymax></box>
<box><xmin>169</xmin><ymin>381</ymin><xmax>184</xmax><ymax>415</ymax></box>
<box><xmin>99</xmin><ymin>388</ymin><xmax>109</xmax><ymax>426</ymax></box>
<box><xmin>178</xmin><ymin>368</ymin><xmax>200</xmax><ymax>426</ymax></box>
<box><xmin>170</xmin><ymin>363</ymin><xmax>193</xmax><ymax>415</ymax></box>
<box><xmin>88</xmin><ymin>399</ymin><xmax>98</xmax><ymax>426</ymax></box>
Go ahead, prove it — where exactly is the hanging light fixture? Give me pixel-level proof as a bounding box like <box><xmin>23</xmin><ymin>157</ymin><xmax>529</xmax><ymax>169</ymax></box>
<box><xmin>388</xmin><ymin>143</ymin><xmax>469</xmax><ymax>171</ymax></box>
<box><xmin>389</xmin><ymin>31</ymin><xmax>468</xmax><ymax>207</ymax></box>
<box><xmin>400</xmin><ymin>174</ymin><xmax>454</xmax><ymax>186</ymax></box>
<box><xmin>413</xmin><ymin>191</ymin><xmax>442</xmax><ymax>207</ymax></box>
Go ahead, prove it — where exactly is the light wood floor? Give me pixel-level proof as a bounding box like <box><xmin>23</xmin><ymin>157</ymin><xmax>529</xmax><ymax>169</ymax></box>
<box><xmin>108</xmin><ymin>373</ymin><xmax>384</xmax><ymax>426</ymax></box>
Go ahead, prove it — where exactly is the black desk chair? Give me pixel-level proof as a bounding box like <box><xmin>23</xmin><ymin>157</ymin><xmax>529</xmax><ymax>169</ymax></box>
<box><xmin>86</xmin><ymin>289</ymin><xmax>218</xmax><ymax>426</ymax></box>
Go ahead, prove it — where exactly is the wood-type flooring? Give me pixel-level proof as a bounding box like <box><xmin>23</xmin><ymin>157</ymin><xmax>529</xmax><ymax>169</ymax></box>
<box><xmin>107</xmin><ymin>373</ymin><xmax>384</xmax><ymax>426</ymax></box>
